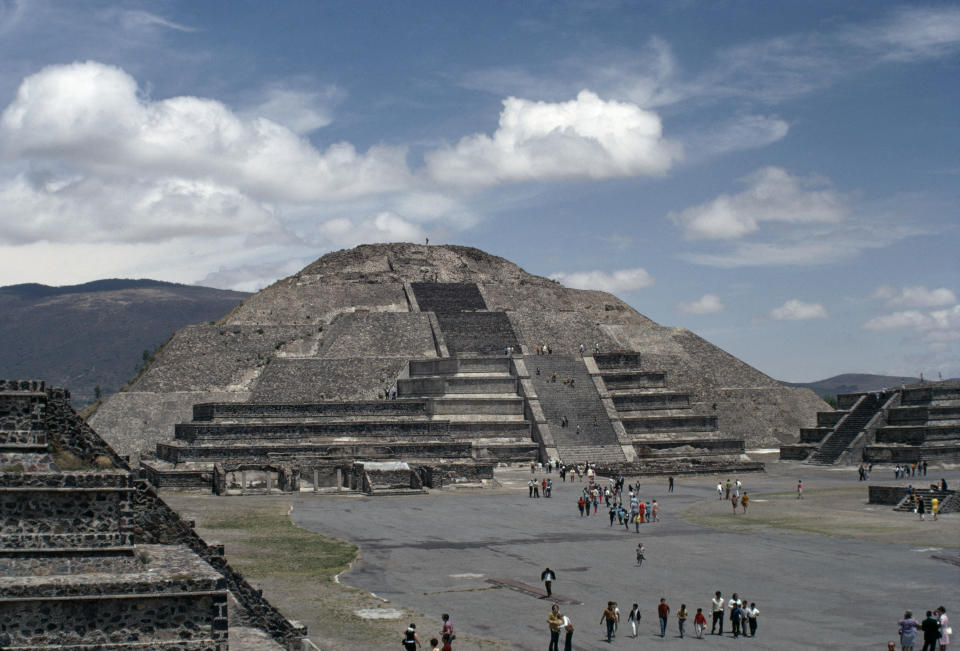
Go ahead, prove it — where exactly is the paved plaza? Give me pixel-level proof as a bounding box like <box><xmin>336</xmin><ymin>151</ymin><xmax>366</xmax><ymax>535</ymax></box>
<box><xmin>292</xmin><ymin>459</ymin><xmax>959</xmax><ymax>650</ymax></box>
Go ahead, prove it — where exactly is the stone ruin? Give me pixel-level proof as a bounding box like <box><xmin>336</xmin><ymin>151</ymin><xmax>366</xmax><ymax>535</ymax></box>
<box><xmin>0</xmin><ymin>379</ymin><xmax>307</xmax><ymax>649</ymax></box>
<box><xmin>88</xmin><ymin>243</ymin><xmax>828</xmax><ymax>491</ymax></box>
<box><xmin>781</xmin><ymin>379</ymin><xmax>960</xmax><ymax>465</ymax></box>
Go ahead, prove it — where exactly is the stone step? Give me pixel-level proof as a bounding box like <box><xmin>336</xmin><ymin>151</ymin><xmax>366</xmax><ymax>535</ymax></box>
<box><xmin>399</xmin><ymin>375</ymin><xmax>519</xmax><ymax>396</ymax></box>
<box><xmin>612</xmin><ymin>392</ymin><xmax>691</xmax><ymax>411</ymax></box>
<box><xmin>622</xmin><ymin>415</ymin><xmax>718</xmax><ymax>434</ymax></box>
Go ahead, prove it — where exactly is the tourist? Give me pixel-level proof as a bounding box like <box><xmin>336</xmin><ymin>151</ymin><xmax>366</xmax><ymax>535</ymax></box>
<box><xmin>547</xmin><ymin>603</ymin><xmax>563</xmax><ymax>651</ymax></box>
<box><xmin>678</xmin><ymin>604</ymin><xmax>688</xmax><ymax>638</ymax></box>
<box><xmin>546</xmin><ymin>479</ymin><xmax>552</xmax><ymax>497</ymax></box>
<box><xmin>729</xmin><ymin>593</ymin><xmax>742</xmax><ymax>637</ymax></box>
<box><xmin>922</xmin><ymin>610</ymin><xmax>941</xmax><ymax>651</ymax></box>
<box><xmin>657</xmin><ymin>598</ymin><xmax>670</xmax><ymax>637</ymax></box>
<box><xmin>731</xmin><ymin>492</ymin><xmax>739</xmax><ymax>514</ymax></box>
<box><xmin>668</xmin><ymin>476</ymin><xmax>674</xmax><ymax>492</ymax></box>
<box><xmin>528</xmin><ymin>479</ymin><xmax>534</xmax><ymax>498</ymax></box>
<box><xmin>741</xmin><ymin>492</ymin><xmax>750</xmax><ymax>513</ymax></box>
<box><xmin>797</xmin><ymin>479</ymin><xmax>803</xmax><ymax>499</ymax></box>
<box><xmin>923</xmin><ymin>460</ymin><xmax>928</xmax><ymax>476</ymax></box>
<box><xmin>690</xmin><ymin>607</ymin><xmax>705</xmax><ymax>638</ymax></box>
<box><xmin>936</xmin><ymin>606</ymin><xmax>950</xmax><ymax>651</ymax></box>
<box><xmin>747</xmin><ymin>602</ymin><xmax>759</xmax><ymax>637</ymax></box>
<box><xmin>717</xmin><ymin>482</ymin><xmax>723</xmax><ymax>499</ymax></box>
<box><xmin>430</xmin><ymin>638</ymin><xmax>439</xmax><ymax>651</ymax></box>
<box><xmin>730</xmin><ymin>601</ymin><xmax>743</xmax><ymax>638</ymax></box>
<box><xmin>726</xmin><ymin>479</ymin><xmax>731</xmax><ymax>499</ymax></box>
<box><xmin>636</xmin><ymin>542</ymin><xmax>645</xmax><ymax>567</ymax></box>
<box><xmin>917</xmin><ymin>495</ymin><xmax>926</xmax><ymax>520</ymax></box>
<box><xmin>402</xmin><ymin>623</ymin><xmax>421</xmax><ymax>650</ymax></box>
<box><xmin>440</xmin><ymin>613</ymin><xmax>454</xmax><ymax>647</ymax></box>
<box><xmin>711</xmin><ymin>591</ymin><xmax>725</xmax><ymax>635</ymax></box>
<box><xmin>900</xmin><ymin>611</ymin><xmax>921</xmax><ymax>650</ymax></box>
<box><xmin>652</xmin><ymin>499</ymin><xmax>659</xmax><ymax>522</ymax></box>
<box><xmin>613</xmin><ymin>602</ymin><xmax>621</xmax><ymax>637</ymax></box>
<box><xmin>932</xmin><ymin>497</ymin><xmax>939</xmax><ymax>521</ymax></box>
<box><xmin>600</xmin><ymin>601</ymin><xmax>618</xmax><ymax>643</ymax></box>
<box><xmin>627</xmin><ymin>603</ymin><xmax>641</xmax><ymax>638</ymax></box>
<box><xmin>533</xmin><ymin>481</ymin><xmax>540</xmax><ymax>498</ymax></box>
<box><xmin>562</xmin><ymin>612</ymin><xmax>574</xmax><ymax>651</ymax></box>
<box><xmin>577</xmin><ymin>496</ymin><xmax>585</xmax><ymax>516</ymax></box>
<box><xmin>540</xmin><ymin>567</ymin><xmax>556</xmax><ymax>598</ymax></box>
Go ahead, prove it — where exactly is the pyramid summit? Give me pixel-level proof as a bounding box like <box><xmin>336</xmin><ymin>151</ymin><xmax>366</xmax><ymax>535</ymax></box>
<box><xmin>90</xmin><ymin>243</ymin><xmax>825</xmax><ymax>489</ymax></box>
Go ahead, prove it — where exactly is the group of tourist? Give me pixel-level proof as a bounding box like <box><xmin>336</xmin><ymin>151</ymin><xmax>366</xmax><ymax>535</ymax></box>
<box><xmin>528</xmin><ymin>477</ymin><xmax>553</xmax><ymax>498</ymax></box>
<box><xmin>570</xmin><ymin>474</ymin><xmax>664</xmax><ymax>533</ymax></box>
<box><xmin>896</xmin><ymin>606</ymin><xmax>950</xmax><ymax>651</ymax></box>
<box><xmin>544</xmin><ymin>590</ymin><xmax>760</xmax><ymax>647</ymax></box>
<box><xmin>896</xmin><ymin>462</ymin><xmax>929</xmax><ymax>479</ymax></box>
<box><xmin>401</xmin><ymin>613</ymin><xmax>456</xmax><ymax>651</ymax></box>
<box><xmin>714</xmin><ymin>478</ymin><xmax>753</xmax><ymax>513</ymax></box>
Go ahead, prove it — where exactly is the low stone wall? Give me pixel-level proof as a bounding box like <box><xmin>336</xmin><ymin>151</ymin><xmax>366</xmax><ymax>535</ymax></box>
<box><xmin>634</xmin><ymin>438</ymin><xmax>744</xmax><ymax>458</ymax></box>
<box><xmin>160</xmin><ymin>440</ymin><xmax>475</xmax><ymax>464</ymax></box>
<box><xmin>622</xmin><ymin>415</ymin><xmax>718</xmax><ymax>433</ymax></box>
<box><xmin>612</xmin><ymin>393</ymin><xmax>690</xmax><ymax>410</ymax></box>
<box><xmin>0</xmin><ymin>548</ymin><xmax>141</xmax><ymax>576</ymax></box>
<box><xmin>868</xmin><ymin>485</ymin><xmax>910</xmax><ymax>505</ymax></box>
<box><xmin>800</xmin><ymin>428</ymin><xmax>829</xmax><ymax>443</ymax></box>
<box><xmin>876</xmin><ymin>426</ymin><xmax>960</xmax><ymax>443</ymax></box>
<box><xmin>0</xmin><ymin>592</ymin><xmax>227</xmax><ymax>650</ymax></box>
<box><xmin>420</xmin><ymin>462</ymin><xmax>495</xmax><ymax>487</ymax></box>
<box><xmin>193</xmin><ymin>399</ymin><xmax>430</xmax><ymax>421</ymax></box>
<box><xmin>141</xmin><ymin>463</ymin><xmax>213</xmax><ymax>489</ymax></box>
<box><xmin>779</xmin><ymin>445</ymin><xmax>813</xmax><ymax>460</ymax></box>
<box><xmin>175</xmin><ymin>419</ymin><xmax>449</xmax><ymax>443</ymax></box>
<box><xmin>593</xmin><ymin>352</ymin><xmax>643</xmax><ymax>369</ymax></box>
<box><xmin>601</xmin><ymin>372</ymin><xmax>666</xmax><ymax>390</ymax></box>
<box><xmin>864</xmin><ymin>445</ymin><xmax>960</xmax><ymax>463</ymax></box>
<box><xmin>817</xmin><ymin>411</ymin><xmax>845</xmax><ymax>426</ymax></box>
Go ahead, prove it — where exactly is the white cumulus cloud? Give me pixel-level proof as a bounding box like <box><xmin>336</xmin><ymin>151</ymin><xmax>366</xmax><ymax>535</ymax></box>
<box><xmin>670</xmin><ymin>167</ymin><xmax>847</xmax><ymax>240</ymax></box>
<box><xmin>317</xmin><ymin>212</ymin><xmax>425</xmax><ymax>250</ymax></box>
<box><xmin>768</xmin><ymin>299</ymin><xmax>828</xmax><ymax>321</ymax></box>
<box><xmin>549</xmin><ymin>267</ymin><xmax>654</xmax><ymax>293</ymax></box>
<box><xmin>0</xmin><ymin>61</ymin><xmax>414</xmax><ymax>203</ymax></box>
<box><xmin>872</xmin><ymin>284</ymin><xmax>957</xmax><ymax>308</ymax></box>
<box><xmin>677</xmin><ymin>294</ymin><xmax>724</xmax><ymax>315</ymax></box>
<box><xmin>864</xmin><ymin>305</ymin><xmax>960</xmax><ymax>333</ymax></box>
<box><xmin>425</xmin><ymin>90</ymin><xmax>681</xmax><ymax>187</ymax></box>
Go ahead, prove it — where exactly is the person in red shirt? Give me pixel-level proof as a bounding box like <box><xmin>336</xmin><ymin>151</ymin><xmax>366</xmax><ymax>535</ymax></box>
<box><xmin>657</xmin><ymin>598</ymin><xmax>670</xmax><ymax>637</ymax></box>
<box><xmin>694</xmin><ymin>608</ymin><xmax>707</xmax><ymax>638</ymax></box>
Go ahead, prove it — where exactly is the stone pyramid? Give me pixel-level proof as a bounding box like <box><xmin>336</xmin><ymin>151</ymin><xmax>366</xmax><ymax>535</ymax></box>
<box><xmin>90</xmin><ymin>243</ymin><xmax>825</xmax><ymax>478</ymax></box>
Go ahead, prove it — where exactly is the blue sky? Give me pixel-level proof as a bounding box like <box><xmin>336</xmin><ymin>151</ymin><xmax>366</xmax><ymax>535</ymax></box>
<box><xmin>0</xmin><ymin>0</ymin><xmax>957</xmax><ymax>382</ymax></box>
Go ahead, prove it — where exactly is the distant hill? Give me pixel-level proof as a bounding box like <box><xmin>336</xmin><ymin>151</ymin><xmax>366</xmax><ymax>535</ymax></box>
<box><xmin>781</xmin><ymin>373</ymin><xmax>921</xmax><ymax>398</ymax></box>
<box><xmin>0</xmin><ymin>279</ymin><xmax>249</xmax><ymax>405</ymax></box>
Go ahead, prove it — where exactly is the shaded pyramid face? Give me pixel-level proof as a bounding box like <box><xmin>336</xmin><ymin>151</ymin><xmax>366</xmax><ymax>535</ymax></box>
<box><xmin>90</xmin><ymin>243</ymin><xmax>825</xmax><ymax>462</ymax></box>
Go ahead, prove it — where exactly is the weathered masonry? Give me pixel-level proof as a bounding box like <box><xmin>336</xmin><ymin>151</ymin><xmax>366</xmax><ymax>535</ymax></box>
<box><xmin>0</xmin><ymin>379</ymin><xmax>309</xmax><ymax>649</ymax></box>
<box><xmin>780</xmin><ymin>380</ymin><xmax>960</xmax><ymax>464</ymax></box>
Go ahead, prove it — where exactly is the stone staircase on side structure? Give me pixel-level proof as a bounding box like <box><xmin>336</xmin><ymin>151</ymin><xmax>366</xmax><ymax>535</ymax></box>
<box><xmin>806</xmin><ymin>392</ymin><xmax>887</xmax><ymax>464</ymax></box>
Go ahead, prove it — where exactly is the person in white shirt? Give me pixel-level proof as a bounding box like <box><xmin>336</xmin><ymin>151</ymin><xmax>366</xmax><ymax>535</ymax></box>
<box><xmin>716</xmin><ymin>482</ymin><xmax>723</xmax><ymax>499</ymax></box>
<box><xmin>711</xmin><ymin>591</ymin><xmax>724</xmax><ymax>635</ymax></box>
<box><xmin>747</xmin><ymin>602</ymin><xmax>759</xmax><ymax>637</ymax></box>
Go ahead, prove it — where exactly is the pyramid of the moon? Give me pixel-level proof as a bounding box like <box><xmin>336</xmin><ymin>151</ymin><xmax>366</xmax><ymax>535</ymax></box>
<box><xmin>90</xmin><ymin>243</ymin><xmax>825</xmax><ymax>479</ymax></box>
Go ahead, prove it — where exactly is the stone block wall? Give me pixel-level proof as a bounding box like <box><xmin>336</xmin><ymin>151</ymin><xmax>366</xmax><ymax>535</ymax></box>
<box><xmin>868</xmin><ymin>485</ymin><xmax>910</xmax><ymax>505</ymax></box>
<box><xmin>0</xmin><ymin>592</ymin><xmax>227</xmax><ymax>650</ymax></box>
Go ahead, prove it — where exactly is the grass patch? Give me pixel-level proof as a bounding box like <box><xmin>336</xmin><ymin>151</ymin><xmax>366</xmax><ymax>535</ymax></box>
<box><xmin>205</xmin><ymin>512</ymin><xmax>357</xmax><ymax>579</ymax></box>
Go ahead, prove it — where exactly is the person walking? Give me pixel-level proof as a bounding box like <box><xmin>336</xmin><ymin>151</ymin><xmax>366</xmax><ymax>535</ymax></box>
<box><xmin>657</xmin><ymin>598</ymin><xmax>670</xmax><ymax>637</ymax></box>
<box><xmin>540</xmin><ymin>567</ymin><xmax>556</xmax><ymax>598</ymax></box>
<box><xmin>668</xmin><ymin>476</ymin><xmax>674</xmax><ymax>492</ymax></box>
<box><xmin>694</xmin><ymin>608</ymin><xmax>707</xmax><ymax>639</ymax></box>
<box><xmin>547</xmin><ymin>604</ymin><xmax>564</xmax><ymax>651</ymax></box>
<box><xmin>731</xmin><ymin>492</ymin><xmax>739</xmax><ymax>513</ymax></box>
<box><xmin>711</xmin><ymin>591</ymin><xmax>724</xmax><ymax>635</ymax></box>
<box><xmin>402</xmin><ymin>623</ymin><xmax>421</xmax><ymax>650</ymax></box>
<box><xmin>932</xmin><ymin>496</ymin><xmax>939</xmax><ymax>521</ymax></box>
<box><xmin>741</xmin><ymin>492</ymin><xmax>750</xmax><ymax>513</ymax></box>
<box><xmin>797</xmin><ymin>479</ymin><xmax>803</xmax><ymax>499</ymax></box>
<box><xmin>562</xmin><ymin>613</ymin><xmax>574</xmax><ymax>651</ymax></box>
<box><xmin>600</xmin><ymin>602</ymin><xmax>618</xmax><ymax>643</ymax></box>
<box><xmin>678</xmin><ymin>604</ymin><xmax>688</xmax><ymax>638</ymax></box>
<box><xmin>717</xmin><ymin>482</ymin><xmax>723</xmax><ymax>499</ymax></box>
<box><xmin>747</xmin><ymin>602</ymin><xmax>759</xmax><ymax>637</ymax></box>
<box><xmin>440</xmin><ymin>613</ymin><xmax>454</xmax><ymax>648</ymax></box>
<box><xmin>731</xmin><ymin>602</ymin><xmax>743</xmax><ymax>638</ymax></box>
<box><xmin>627</xmin><ymin>603</ymin><xmax>641</xmax><ymax>638</ymax></box>
<box><xmin>636</xmin><ymin>542</ymin><xmax>645</xmax><ymax>567</ymax></box>
<box><xmin>917</xmin><ymin>495</ymin><xmax>926</xmax><ymax>520</ymax></box>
